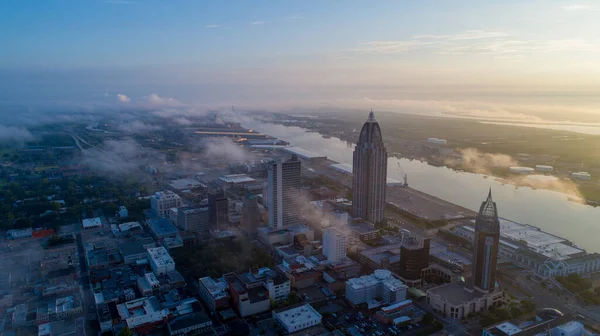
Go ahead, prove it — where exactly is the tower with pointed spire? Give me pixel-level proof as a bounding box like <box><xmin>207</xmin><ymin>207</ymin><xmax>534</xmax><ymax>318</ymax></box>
<box><xmin>352</xmin><ymin>110</ymin><xmax>388</xmax><ymax>224</ymax></box>
<box><xmin>472</xmin><ymin>189</ymin><xmax>501</xmax><ymax>293</ymax></box>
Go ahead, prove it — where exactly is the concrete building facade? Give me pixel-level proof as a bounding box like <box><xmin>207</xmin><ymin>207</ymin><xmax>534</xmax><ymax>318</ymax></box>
<box><xmin>273</xmin><ymin>304</ymin><xmax>322</xmax><ymax>334</ymax></box>
<box><xmin>147</xmin><ymin>247</ymin><xmax>175</xmax><ymax>275</ymax></box>
<box><xmin>241</xmin><ymin>193</ymin><xmax>262</xmax><ymax>237</ymax></box>
<box><xmin>151</xmin><ymin>191</ymin><xmax>182</xmax><ymax>218</ymax></box>
<box><xmin>352</xmin><ymin>111</ymin><xmax>388</xmax><ymax>224</ymax></box>
<box><xmin>345</xmin><ymin>270</ymin><xmax>407</xmax><ymax>306</ymax></box>
<box><xmin>208</xmin><ymin>190</ymin><xmax>229</xmax><ymax>231</ymax></box>
<box><xmin>472</xmin><ymin>190</ymin><xmax>500</xmax><ymax>292</ymax></box>
<box><xmin>322</xmin><ymin>227</ymin><xmax>347</xmax><ymax>263</ymax></box>
<box><xmin>177</xmin><ymin>206</ymin><xmax>210</xmax><ymax>238</ymax></box>
<box><xmin>268</xmin><ymin>155</ymin><xmax>302</xmax><ymax>229</ymax></box>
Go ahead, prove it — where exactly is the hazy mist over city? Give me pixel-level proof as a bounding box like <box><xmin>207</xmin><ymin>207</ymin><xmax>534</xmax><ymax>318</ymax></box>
<box><xmin>2</xmin><ymin>2</ymin><xmax>600</xmax><ymax>336</ymax></box>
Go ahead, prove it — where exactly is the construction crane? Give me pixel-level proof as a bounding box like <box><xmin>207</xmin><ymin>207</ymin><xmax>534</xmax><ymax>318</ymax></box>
<box><xmin>397</xmin><ymin>162</ymin><xmax>409</xmax><ymax>188</ymax></box>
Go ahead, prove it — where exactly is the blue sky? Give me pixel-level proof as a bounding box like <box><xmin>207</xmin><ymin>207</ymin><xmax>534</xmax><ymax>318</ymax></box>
<box><xmin>1</xmin><ymin>0</ymin><xmax>600</xmax><ymax>118</ymax></box>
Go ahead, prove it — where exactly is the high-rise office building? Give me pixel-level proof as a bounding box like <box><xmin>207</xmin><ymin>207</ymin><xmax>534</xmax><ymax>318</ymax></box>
<box><xmin>177</xmin><ymin>206</ymin><xmax>210</xmax><ymax>239</ymax></box>
<box><xmin>472</xmin><ymin>190</ymin><xmax>500</xmax><ymax>292</ymax></box>
<box><xmin>322</xmin><ymin>227</ymin><xmax>348</xmax><ymax>263</ymax></box>
<box><xmin>398</xmin><ymin>235</ymin><xmax>430</xmax><ymax>284</ymax></box>
<box><xmin>208</xmin><ymin>190</ymin><xmax>229</xmax><ymax>231</ymax></box>
<box><xmin>352</xmin><ymin>111</ymin><xmax>388</xmax><ymax>224</ymax></box>
<box><xmin>241</xmin><ymin>192</ymin><xmax>261</xmax><ymax>237</ymax></box>
<box><xmin>151</xmin><ymin>191</ymin><xmax>183</xmax><ymax>218</ymax></box>
<box><xmin>267</xmin><ymin>155</ymin><xmax>302</xmax><ymax>229</ymax></box>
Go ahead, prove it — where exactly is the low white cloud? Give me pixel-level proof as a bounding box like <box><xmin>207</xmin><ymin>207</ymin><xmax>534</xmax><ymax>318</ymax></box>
<box><xmin>81</xmin><ymin>138</ymin><xmax>164</xmax><ymax>177</ymax></box>
<box><xmin>202</xmin><ymin>137</ymin><xmax>255</xmax><ymax>163</ymax></box>
<box><xmin>117</xmin><ymin>93</ymin><xmax>131</xmax><ymax>103</ymax></box>
<box><xmin>0</xmin><ymin>125</ymin><xmax>35</xmax><ymax>143</ymax></box>
<box><xmin>353</xmin><ymin>30</ymin><xmax>599</xmax><ymax>56</ymax></box>
<box><xmin>205</xmin><ymin>24</ymin><xmax>222</xmax><ymax>28</ymax></box>
<box><xmin>147</xmin><ymin>93</ymin><xmax>182</xmax><ymax>107</ymax></box>
<box><xmin>117</xmin><ymin>120</ymin><xmax>161</xmax><ymax>134</ymax></box>
<box><xmin>414</xmin><ymin>30</ymin><xmax>508</xmax><ymax>40</ymax></box>
<box><xmin>172</xmin><ymin>117</ymin><xmax>192</xmax><ymax>125</ymax></box>
<box><xmin>251</xmin><ymin>21</ymin><xmax>265</xmax><ymax>25</ymax></box>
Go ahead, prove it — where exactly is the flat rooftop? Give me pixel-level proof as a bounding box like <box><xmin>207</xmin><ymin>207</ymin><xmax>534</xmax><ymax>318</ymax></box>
<box><xmin>429</xmin><ymin>241</ymin><xmax>472</xmax><ymax>266</ymax></box>
<box><xmin>82</xmin><ymin>217</ymin><xmax>102</xmax><ymax>228</ymax></box>
<box><xmin>488</xmin><ymin>322</ymin><xmax>523</xmax><ymax>335</ymax></box>
<box><xmin>387</xmin><ymin>185</ymin><xmax>476</xmax><ymax>221</ymax></box>
<box><xmin>360</xmin><ymin>243</ymin><xmax>403</xmax><ymax>265</ymax></box>
<box><xmin>427</xmin><ymin>281</ymin><xmax>500</xmax><ymax>306</ymax></box>
<box><xmin>147</xmin><ymin>246</ymin><xmax>175</xmax><ymax>266</ymax></box>
<box><xmin>147</xmin><ymin>217</ymin><xmax>178</xmax><ymax>237</ymax></box>
<box><xmin>218</xmin><ymin>174</ymin><xmax>256</xmax><ymax>184</ymax></box>
<box><xmin>170</xmin><ymin>178</ymin><xmax>203</xmax><ymax>190</ymax></box>
<box><xmin>463</xmin><ymin>217</ymin><xmax>584</xmax><ymax>260</ymax></box>
<box><xmin>199</xmin><ymin>277</ymin><xmax>229</xmax><ymax>300</ymax></box>
<box><xmin>347</xmin><ymin>222</ymin><xmax>378</xmax><ymax>234</ymax></box>
<box><xmin>283</xmin><ymin>147</ymin><xmax>327</xmax><ymax>160</ymax></box>
<box><xmin>274</xmin><ymin>304</ymin><xmax>321</xmax><ymax>326</ymax></box>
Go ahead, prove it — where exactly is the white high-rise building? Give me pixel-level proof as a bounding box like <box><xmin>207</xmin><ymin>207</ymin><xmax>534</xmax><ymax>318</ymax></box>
<box><xmin>267</xmin><ymin>155</ymin><xmax>302</xmax><ymax>229</ymax></box>
<box><xmin>151</xmin><ymin>191</ymin><xmax>183</xmax><ymax>218</ymax></box>
<box><xmin>345</xmin><ymin>270</ymin><xmax>407</xmax><ymax>306</ymax></box>
<box><xmin>322</xmin><ymin>227</ymin><xmax>347</xmax><ymax>263</ymax></box>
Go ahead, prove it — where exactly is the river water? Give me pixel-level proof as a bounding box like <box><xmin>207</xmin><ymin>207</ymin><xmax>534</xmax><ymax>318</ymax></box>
<box><xmin>242</xmin><ymin>118</ymin><xmax>600</xmax><ymax>253</ymax></box>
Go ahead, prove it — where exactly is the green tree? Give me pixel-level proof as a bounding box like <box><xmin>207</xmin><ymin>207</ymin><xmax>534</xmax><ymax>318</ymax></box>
<box><xmin>118</xmin><ymin>326</ymin><xmax>133</xmax><ymax>336</ymax></box>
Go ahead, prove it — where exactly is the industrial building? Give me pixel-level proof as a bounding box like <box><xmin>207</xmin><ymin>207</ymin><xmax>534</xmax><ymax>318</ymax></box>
<box><xmin>345</xmin><ymin>270</ymin><xmax>407</xmax><ymax>307</ymax></box>
<box><xmin>267</xmin><ymin>155</ymin><xmax>302</xmax><ymax>229</ymax></box>
<box><xmin>352</xmin><ymin>111</ymin><xmax>388</xmax><ymax>224</ymax></box>
<box><xmin>151</xmin><ymin>191</ymin><xmax>183</xmax><ymax>218</ymax></box>
<box><xmin>273</xmin><ymin>304</ymin><xmax>322</xmax><ymax>334</ymax></box>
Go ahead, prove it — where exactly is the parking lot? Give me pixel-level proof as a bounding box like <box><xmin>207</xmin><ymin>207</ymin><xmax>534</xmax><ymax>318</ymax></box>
<box><xmin>321</xmin><ymin>305</ymin><xmax>428</xmax><ymax>336</ymax></box>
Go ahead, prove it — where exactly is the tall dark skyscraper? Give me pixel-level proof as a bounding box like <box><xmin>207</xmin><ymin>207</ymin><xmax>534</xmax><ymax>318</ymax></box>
<box><xmin>208</xmin><ymin>190</ymin><xmax>229</xmax><ymax>231</ymax></box>
<box><xmin>268</xmin><ymin>155</ymin><xmax>302</xmax><ymax>229</ymax></box>
<box><xmin>352</xmin><ymin>111</ymin><xmax>388</xmax><ymax>224</ymax></box>
<box><xmin>241</xmin><ymin>192</ymin><xmax>261</xmax><ymax>238</ymax></box>
<box><xmin>472</xmin><ymin>190</ymin><xmax>500</xmax><ymax>293</ymax></box>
